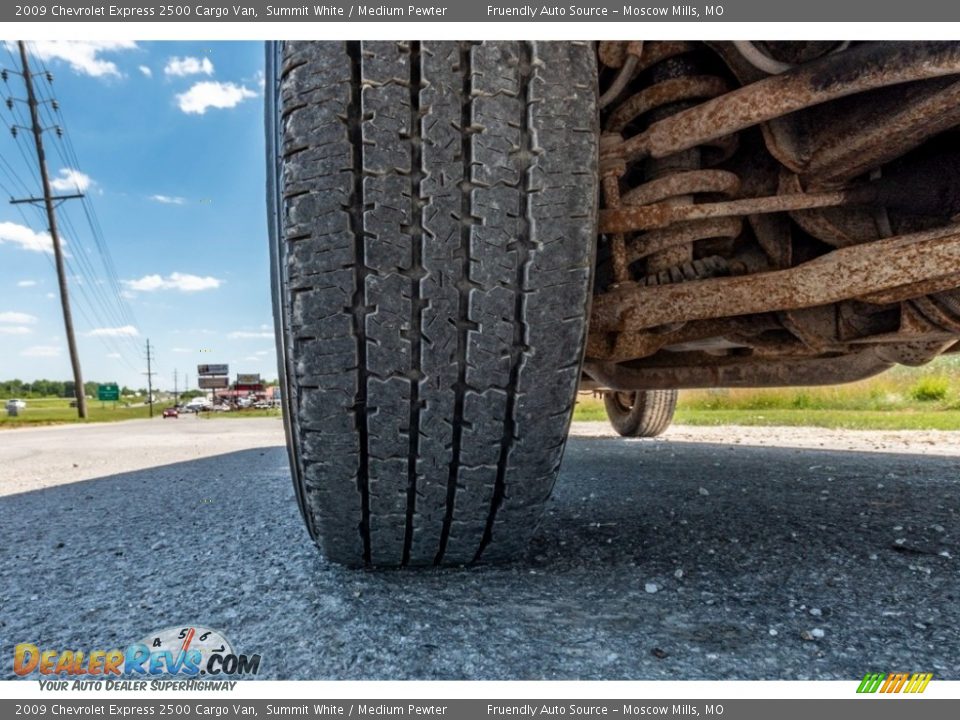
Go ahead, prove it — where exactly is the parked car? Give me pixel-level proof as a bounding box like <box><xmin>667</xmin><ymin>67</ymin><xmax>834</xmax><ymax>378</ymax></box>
<box><xmin>5</xmin><ymin>399</ymin><xmax>27</xmax><ymax>412</ymax></box>
<box><xmin>162</xmin><ymin>407</ymin><xmax>178</xmax><ymax>418</ymax></box>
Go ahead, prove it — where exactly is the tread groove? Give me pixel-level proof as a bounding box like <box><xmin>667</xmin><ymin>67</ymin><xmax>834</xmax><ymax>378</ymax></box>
<box><xmin>348</xmin><ymin>40</ymin><xmax>372</xmax><ymax>565</ymax></box>
<box><xmin>402</xmin><ymin>41</ymin><xmax>423</xmax><ymax>567</ymax></box>
<box><xmin>475</xmin><ymin>42</ymin><xmax>534</xmax><ymax>563</ymax></box>
<box><xmin>435</xmin><ymin>41</ymin><xmax>474</xmax><ymax>566</ymax></box>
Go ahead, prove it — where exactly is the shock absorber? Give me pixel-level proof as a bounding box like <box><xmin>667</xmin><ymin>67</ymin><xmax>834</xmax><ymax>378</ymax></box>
<box><xmin>599</xmin><ymin>41</ymin><xmax>742</xmax><ymax>284</ymax></box>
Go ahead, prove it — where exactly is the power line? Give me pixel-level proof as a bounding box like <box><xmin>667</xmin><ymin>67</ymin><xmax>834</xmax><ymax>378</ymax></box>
<box><xmin>3</xmin><ymin>45</ymin><xmax>145</xmax><ymax>374</ymax></box>
<box><xmin>28</xmin><ymin>45</ymin><xmax>140</xmax><ymax>333</ymax></box>
<box><xmin>2</xmin><ymin>138</ymin><xmax>142</xmax><ymax>364</ymax></box>
<box><xmin>2</xmin><ymin>162</ymin><xmax>142</xmax><ymax>369</ymax></box>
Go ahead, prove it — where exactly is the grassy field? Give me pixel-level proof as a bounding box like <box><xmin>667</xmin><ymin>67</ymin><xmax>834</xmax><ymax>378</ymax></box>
<box><xmin>573</xmin><ymin>358</ymin><xmax>960</xmax><ymax>430</ymax></box>
<box><xmin>0</xmin><ymin>397</ymin><xmax>161</xmax><ymax>428</ymax></box>
<box><xmin>5</xmin><ymin>358</ymin><xmax>960</xmax><ymax>430</ymax></box>
<box><xmin>198</xmin><ymin>408</ymin><xmax>282</xmax><ymax>419</ymax></box>
<box><xmin>0</xmin><ymin>397</ymin><xmax>286</xmax><ymax>428</ymax></box>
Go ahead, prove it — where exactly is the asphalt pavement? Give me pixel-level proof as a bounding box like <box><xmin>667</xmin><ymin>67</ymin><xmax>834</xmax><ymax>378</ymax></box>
<box><xmin>1</xmin><ymin>420</ymin><xmax>958</xmax><ymax>680</ymax></box>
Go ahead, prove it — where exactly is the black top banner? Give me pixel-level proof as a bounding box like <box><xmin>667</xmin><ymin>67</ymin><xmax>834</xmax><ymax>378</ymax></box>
<box><xmin>4</xmin><ymin>0</ymin><xmax>959</xmax><ymax>22</ymax></box>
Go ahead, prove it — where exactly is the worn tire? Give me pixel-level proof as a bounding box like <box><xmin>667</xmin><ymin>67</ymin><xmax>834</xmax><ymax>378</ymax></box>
<box><xmin>266</xmin><ymin>41</ymin><xmax>599</xmax><ymax>567</ymax></box>
<box><xmin>603</xmin><ymin>390</ymin><xmax>677</xmax><ymax>437</ymax></box>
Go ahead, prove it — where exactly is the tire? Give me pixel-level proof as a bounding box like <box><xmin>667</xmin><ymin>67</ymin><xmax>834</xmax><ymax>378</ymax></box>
<box><xmin>267</xmin><ymin>41</ymin><xmax>599</xmax><ymax>567</ymax></box>
<box><xmin>603</xmin><ymin>390</ymin><xmax>677</xmax><ymax>437</ymax></box>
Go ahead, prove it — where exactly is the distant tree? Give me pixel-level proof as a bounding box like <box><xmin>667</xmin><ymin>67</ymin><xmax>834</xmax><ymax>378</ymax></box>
<box><xmin>0</xmin><ymin>379</ymin><xmax>26</xmax><ymax>398</ymax></box>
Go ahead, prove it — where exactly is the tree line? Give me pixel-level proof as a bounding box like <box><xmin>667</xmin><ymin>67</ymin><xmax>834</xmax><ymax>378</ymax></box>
<box><xmin>0</xmin><ymin>379</ymin><xmax>142</xmax><ymax>399</ymax></box>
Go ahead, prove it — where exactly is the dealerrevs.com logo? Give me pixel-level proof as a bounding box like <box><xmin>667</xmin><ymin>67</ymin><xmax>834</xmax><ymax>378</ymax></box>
<box><xmin>14</xmin><ymin>626</ymin><xmax>261</xmax><ymax>689</ymax></box>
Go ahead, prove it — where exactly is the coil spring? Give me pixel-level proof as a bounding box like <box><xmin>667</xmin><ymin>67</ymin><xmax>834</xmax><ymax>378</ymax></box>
<box><xmin>638</xmin><ymin>255</ymin><xmax>730</xmax><ymax>287</ymax></box>
<box><xmin>599</xmin><ymin>41</ymin><xmax>742</xmax><ymax>283</ymax></box>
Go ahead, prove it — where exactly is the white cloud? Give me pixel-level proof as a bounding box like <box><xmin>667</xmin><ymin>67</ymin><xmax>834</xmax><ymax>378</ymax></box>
<box><xmin>228</xmin><ymin>331</ymin><xmax>273</xmax><ymax>339</ymax></box>
<box><xmin>0</xmin><ymin>326</ymin><xmax>32</xmax><ymax>335</ymax></box>
<box><xmin>172</xmin><ymin>347</ymin><xmax>193</xmax><ymax>353</ymax></box>
<box><xmin>254</xmin><ymin>350</ymin><xmax>272</xmax><ymax>356</ymax></box>
<box><xmin>138</xmin><ymin>65</ymin><xmax>152</xmax><ymax>77</ymax></box>
<box><xmin>26</xmin><ymin>41</ymin><xmax>138</xmax><ymax>78</ymax></box>
<box><xmin>46</xmin><ymin>293</ymin><xmax>56</xmax><ymax>299</ymax></box>
<box><xmin>87</xmin><ymin>325</ymin><xmax>139</xmax><ymax>337</ymax></box>
<box><xmin>176</xmin><ymin>81</ymin><xmax>256</xmax><ymax>115</ymax></box>
<box><xmin>0</xmin><ymin>311</ymin><xmax>38</xmax><ymax>324</ymax></box>
<box><xmin>21</xmin><ymin>345</ymin><xmax>61</xmax><ymax>357</ymax></box>
<box><xmin>17</xmin><ymin>280</ymin><xmax>37</xmax><ymax>288</ymax></box>
<box><xmin>149</xmin><ymin>194</ymin><xmax>186</xmax><ymax>205</ymax></box>
<box><xmin>242</xmin><ymin>355</ymin><xmax>260</xmax><ymax>362</ymax></box>
<box><xmin>164</xmin><ymin>56</ymin><xmax>214</xmax><ymax>77</ymax></box>
<box><xmin>123</xmin><ymin>272</ymin><xmax>222</xmax><ymax>293</ymax></box>
<box><xmin>0</xmin><ymin>221</ymin><xmax>54</xmax><ymax>254</ymax></box>
<box><xmin>49</xmin><ymin>168</ymin><xmax>92</xmax><ymax>193</ymax></box>
<box><xmin>105</xmin><ymin>352</ymin><xmax>122</xmax><ymax>359</ymax></box>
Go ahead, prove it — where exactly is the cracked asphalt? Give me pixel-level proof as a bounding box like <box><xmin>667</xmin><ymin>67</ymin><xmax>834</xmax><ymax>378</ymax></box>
<box><xmin>1</xmin><ymin>418</ymin><xmax>958</xmax><ymax>679</ymax></box>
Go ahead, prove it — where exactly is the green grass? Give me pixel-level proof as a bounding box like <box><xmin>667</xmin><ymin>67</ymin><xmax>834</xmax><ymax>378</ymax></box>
<box><xmin>198</xmin><ymin>408</ymin><xmax>282</xmax><ymax>419</ymax></box>
<box><xmin>572</xmin><ymin>394</ymin><xmax>960</xmax><ymax>430</ymax></box>
<box><xmin>572</xmin><ymin>358</ymin><xmax>960</xmax><ymax>430</ymax></box>
<box><xmin>672</xmin><ymin>408</ymin><xmax>960</xmax><ymax>431</ymax></box>
<box><xmin>0</xmin><ymin>397</ymin><xmax>161</xmax><ymax>428</ymax></box>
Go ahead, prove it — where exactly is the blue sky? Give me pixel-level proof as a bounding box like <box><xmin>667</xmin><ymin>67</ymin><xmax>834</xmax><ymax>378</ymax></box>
<box><xmin>0</xmin><ymin>40</ymin><xmax>275</xmax><ymax>391</ymax></box>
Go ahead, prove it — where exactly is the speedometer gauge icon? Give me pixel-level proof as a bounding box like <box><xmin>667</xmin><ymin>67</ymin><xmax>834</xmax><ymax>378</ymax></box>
<box><xmin>134</xmin><ymin>625</ymin><xmax>234</xmax><ymax>673</ymax></box>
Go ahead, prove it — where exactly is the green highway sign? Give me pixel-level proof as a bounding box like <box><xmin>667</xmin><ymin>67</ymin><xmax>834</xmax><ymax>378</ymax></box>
<box><xmin>98</xmin><ymin>383</ymin><xmax>120</xmax><ymax>402</ymax></box>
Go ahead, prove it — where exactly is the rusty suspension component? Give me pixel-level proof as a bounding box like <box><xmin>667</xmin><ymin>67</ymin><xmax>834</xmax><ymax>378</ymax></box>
<box><xmin>592</xmin><ymin>223</ymin><xmax>960</xmax><ymax>333</ymax></box>
<box><xmin>603</xmin><ymin>41</ymin><xmax>960</xmax><ymax>165</ymax></box>
<box><xmin>589</xmin><ymin>41</ymin><xmax>960</xmax><ymax>391</ymax></box>
<box><xmin>584</xmin><ymin>347</ymin><xmax>897</xmax><ymax>391</ymax></box>
<box><xmin>600</xmin><ymin>41</ymin><xmax>741</xmax><ymax>282</ymax></box>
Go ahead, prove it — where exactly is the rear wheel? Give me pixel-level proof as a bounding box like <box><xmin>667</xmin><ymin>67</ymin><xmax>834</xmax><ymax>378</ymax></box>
<box><xmin>267</xmin><ymin>41</ymin><xmax>599</xmax><ymax>566</ymax></box>
<box><xmin>603</xmin><ymin>390</ymin><xmax>678</xmax><ymax>437</ymax></box>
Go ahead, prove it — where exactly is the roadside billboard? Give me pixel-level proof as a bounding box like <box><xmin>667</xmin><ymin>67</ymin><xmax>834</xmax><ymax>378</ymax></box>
<box><xmin>198</xmin><ymin>376</ymin><xmax>230</xmax><ymax>389</ymax></box>
<box><xmin>197</xmin><ymin>364</ymin><xmax>229</xmax><ymax>376</ymax></box>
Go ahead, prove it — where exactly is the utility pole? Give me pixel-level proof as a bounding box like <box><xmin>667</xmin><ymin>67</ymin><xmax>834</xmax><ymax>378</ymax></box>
<box><xmin>14</xmin><ymin>41</ymin><xmax>87</xmax><ymax>419</ymax></box>
<box><xmin>173</xmin><ymin>369</ymin><xmax>179</xmax><ymax>407</ymax></box>
<box><xmin>144</xmin><ymin>339</ymin><xmax>155</xmax><ymax>418</ymax></box>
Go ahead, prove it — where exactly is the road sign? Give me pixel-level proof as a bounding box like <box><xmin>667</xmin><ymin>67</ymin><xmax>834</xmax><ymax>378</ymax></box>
<box><xmin>237</xmin><ymin>373</ymin><xmax>260</xmax><ymax>384</ymax></box>
<box><xmin>197</xmin><ymin>364</ymin><xmax>229</xmax><ymax>376</ymax></box>
<box><xmin>97</xmin><ymin>384</ymin><xmax>120</xmax><ymax>402</ymax></box>
<box><xmin>198</xmin><ymin>376</ymin><xmax>230</xmax><ymax>389</ymax></box>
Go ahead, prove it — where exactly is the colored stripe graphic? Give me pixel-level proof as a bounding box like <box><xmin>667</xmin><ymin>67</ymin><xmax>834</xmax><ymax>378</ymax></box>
<box><xmin>857</xmin><ymin>673</ymin><xmax>886</xmax><ymax>693</ymax></box>
<box><xmin>882</xmin><ymin>673</ymin><xmax>908</xmax><ymax>693</ymax></box>
<box><xmin>857</xmin><ymin>672</ymin><xmax>932</xmax><ymax>694</ymax></box>
<box><xmin>905</xmin><ymin>673</ymin><xmax>933</xmax><ymax>693</ymax></box>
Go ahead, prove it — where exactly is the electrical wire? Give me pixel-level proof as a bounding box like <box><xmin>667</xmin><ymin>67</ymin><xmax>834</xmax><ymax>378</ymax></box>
<box><xmin>1</xmin><ymin>45</ymin><xmax>145</xmax><ymax>374</ymax></box>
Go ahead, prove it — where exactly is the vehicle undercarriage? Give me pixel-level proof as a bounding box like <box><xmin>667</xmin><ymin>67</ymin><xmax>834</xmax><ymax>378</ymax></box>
<box><xmin>586</xmin><ymin>41</ymin><xmax>960</xmax><ymax>396</ymax></box>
